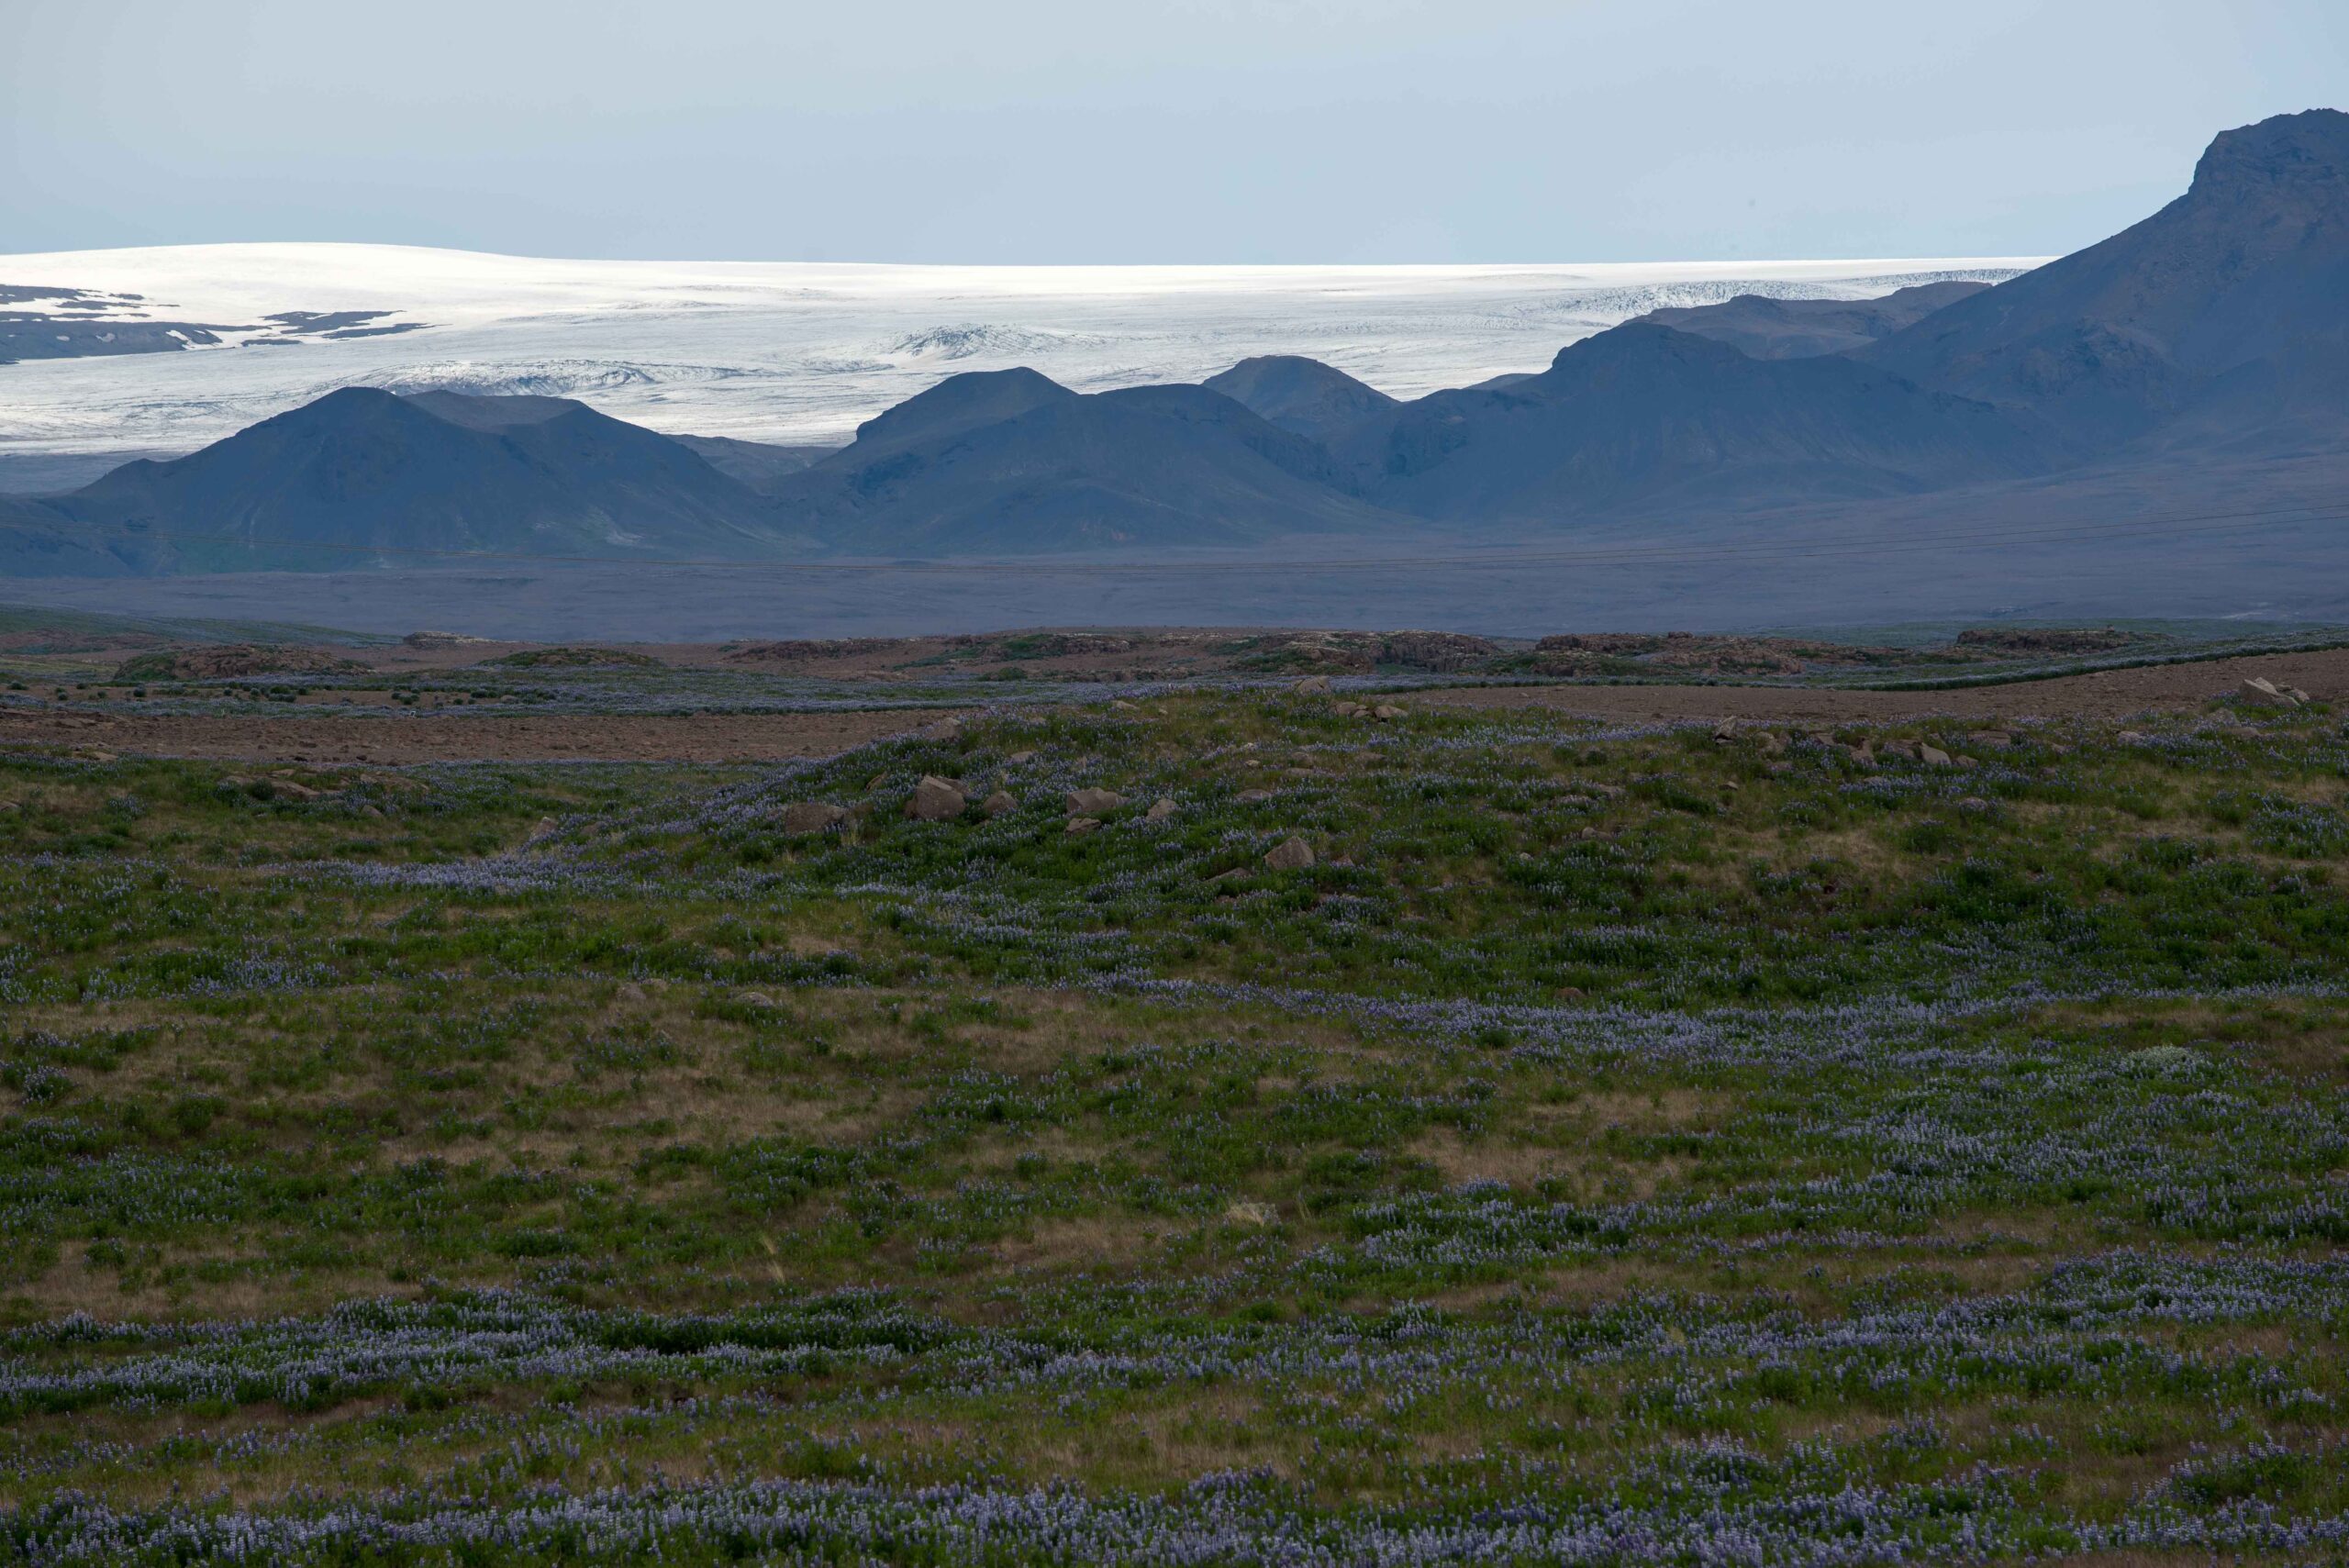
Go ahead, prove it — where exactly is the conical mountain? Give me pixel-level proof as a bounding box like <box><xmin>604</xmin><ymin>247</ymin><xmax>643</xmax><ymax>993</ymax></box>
<box><xmin>31</xmin><ymin>387</ymin><xmax>802</xmax><ymax>572</ymax></box>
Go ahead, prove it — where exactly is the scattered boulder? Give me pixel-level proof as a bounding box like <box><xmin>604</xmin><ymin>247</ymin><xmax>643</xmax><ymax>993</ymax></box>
<box><xmin>1145</xmin><ymin>797</ymin><xmax>1177</xmax><ymax>820</ymax></box>
<box><xmin>1065</xmin><ymin>787</ymin><xmax>1125</xmax><ymax>817</ymax></box>
<box><xmin>1755</xmin><ymin>731</ymin><xmax>1788</xmax><ymax>756</ymax></box>
<box><xmin>1236</xmin><ymin>789</ymin><xmax>1275</xmax><ymax>803</ymax></box>
<box><xmin>1919</xmin><ymin>745</ymin><xmax>1953</xmax><ymax>767</ymax></box>
<box><xmin>1879</xmin><ymin>740</ymin><xmax>1918</xmax><ymax>762</ymax></box>
<box><xmin>2240</xmin><ymin>676</ymin><xmax>2311</xmax><ymax>707</ymax></box>
<box><xmin>1065</xmin><ymin>817</ymin><xmax>1102</xmax><ymax>836</ymax></box>
<box><xmin>1264</xmin><ymin>836</ymin><xmax>1315</xmax><ymax>872</ymax></box>
<box><xmin>1294</xmin><ymin>675</ymin><xmax>1333</xmax><ymax>695</ymax></box>
<box><xmin>918</xmin><ymin>717</ymin><xmax>963</xmax><ymax>742</ymax></box>
<box><xmin>982</xmin><ymin>790</ymin><xmax>1019</xmax><ymax>817</ymax></box>
<box><xmin>1007</xmin><ymin>750</ymin><xmax>1037</xmax><ymax>764</ymax></box>
<box><xmin>1373</xmin><ymin>704</ymin><xmax>1406</xmax><ymax>721</ymax></box>
<box><xmin>906</xmin><ymin>775</ymin><xmax>966</xmax><ymax>821</ymax></box>
<box><xmin>1333</xmin><ymin>701</ymin><xmax>1368</xmax><ymax>718</ymax></box>
<box><xmin>780</xmin><ymin>801</ymin><xmax>847</xmax><ymax>835</ymax></box>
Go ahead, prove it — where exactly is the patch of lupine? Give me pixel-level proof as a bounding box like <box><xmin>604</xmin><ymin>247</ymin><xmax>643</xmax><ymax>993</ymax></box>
<box><xmin>3</xmin><ymin>1252</ymin><xmax>2341</xmax><ymax>1421</ymax></box>
<box><xmin>10</xmin><ymin>1453</ymin><xmax>2349</xmax><ymax>1565</ymax></box>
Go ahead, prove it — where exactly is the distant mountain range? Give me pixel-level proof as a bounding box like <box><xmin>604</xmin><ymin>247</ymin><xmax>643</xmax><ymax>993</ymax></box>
<box><xmin>3</xmin><ymin>109</ymin><xmax>2343</xmax><ymax>576</ymax></box>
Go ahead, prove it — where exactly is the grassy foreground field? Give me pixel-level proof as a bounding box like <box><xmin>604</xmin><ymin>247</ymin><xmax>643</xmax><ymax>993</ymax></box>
<box><xmin>2</xmin><ymin>673</ymin><xmax>2347</xmax><ymax>1562</ymax></box>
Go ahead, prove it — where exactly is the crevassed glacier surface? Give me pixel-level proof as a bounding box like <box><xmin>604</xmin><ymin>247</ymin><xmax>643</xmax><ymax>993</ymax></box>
<box><xmin>0</xmin><ymin>244</ymin><xmax>2041</xmax><ymax>458</ymax></box>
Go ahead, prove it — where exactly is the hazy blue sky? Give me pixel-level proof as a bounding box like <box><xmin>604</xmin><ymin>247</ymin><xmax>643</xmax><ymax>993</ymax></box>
<box><xmin>6</xmin><ymin>0</ymin><xmax>2343</xmax><ymax>262</ymax></box>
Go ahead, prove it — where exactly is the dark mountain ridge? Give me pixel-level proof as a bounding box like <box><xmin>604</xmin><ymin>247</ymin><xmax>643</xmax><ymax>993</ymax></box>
<box><xmin>1</xmin><ymin>387</ymin><xmax>802</xmax><ymax>574</ymax></box>
<box><xmin>769</xmin><ymin>375</ymin><xmax>1407</xmax><ymax>555</ymax></box>
<box><xmin>1864</xmin><ymin>108</ymin><xmax>2349</xmax><ymax>447</ymax></box>
<box><xmin>1335</xmin><ymin>323</ymin><xmax>2065</xmax><ymax>522</ymax></box>
<box><xmin>1632</xmin><ymin>281</ymin><xmax>1991</xmax><ymax>360</ymax></box>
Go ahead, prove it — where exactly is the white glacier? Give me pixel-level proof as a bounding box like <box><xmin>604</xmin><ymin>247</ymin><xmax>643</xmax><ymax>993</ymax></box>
<box><xmin>0</xmin><ymin>242</ymin><xmax>2046</xmax><ymax>459</ymax></box>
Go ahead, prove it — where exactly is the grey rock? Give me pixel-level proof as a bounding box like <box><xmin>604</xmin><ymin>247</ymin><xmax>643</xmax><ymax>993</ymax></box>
<box><xmin>780</xmin><ymin>801</ymin><xmax>846</xmax><ymax>834</ymax></box>
<box><xmin>1264</xmin><ymin>836</ymin><xmax>1315</xmax><ymax>871</ymax></box>
<box><xmin>906</xmin><ymin>775</ymin><xmax>965</xmax><ymax>821</ymax></box>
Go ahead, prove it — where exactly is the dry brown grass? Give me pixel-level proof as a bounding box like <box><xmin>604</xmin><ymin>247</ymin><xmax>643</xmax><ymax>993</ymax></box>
<box><xmin>987</xmin><ymin>1215</ymin><xmax>1163</xmax><ymax>1272</ymax></box>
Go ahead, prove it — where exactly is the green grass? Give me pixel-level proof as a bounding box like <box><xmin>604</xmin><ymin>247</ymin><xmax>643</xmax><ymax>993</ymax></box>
<box><xmin>2</xmin><ymin>686</ymin><xmax>2346</xmax><ymax>1562</ymax></box>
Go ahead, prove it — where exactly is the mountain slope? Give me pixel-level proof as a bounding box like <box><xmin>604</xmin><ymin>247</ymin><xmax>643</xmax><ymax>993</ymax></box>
<box><xmin>1341</xmin><ymin>322</ymin><xmax>2064</xmax><ymax>523</ymax></box>
<box><xmin>1633</xmin><ymin>281</ymin><xmax>1991</xmax><ymax>360</ymax></box>
<box><xmin>842</xmin><ymin>367</ymin><xmax>1077</xmax><ymax>461</ymax></box>
<box><xmin>672</xmin><ymin>435</ymin><xmax>837</xmax><ymax>494</ymax></box>
<box><xmin>770</xmin><ymin>373</ymin><xmax>1408</xmax><ymax>554</ymax></box>
<box><xmin>1200</xmin><ymin>355</ymin><xmax>1398</xmax><ymax>440</ymax></box>
<box><xmin>1865</xmin><ymin>108</ymin><xmax>2349</xmax><ymax>447</ymax></box>
<box><xmin>25</xmin><ymin>388</ymin><xmax>805</xmax><ymax>572</ymax></box>
<box><xmin>0</xmin><ymin>495</ymin><xmax>140</xmax><ymax>577</ymax></box>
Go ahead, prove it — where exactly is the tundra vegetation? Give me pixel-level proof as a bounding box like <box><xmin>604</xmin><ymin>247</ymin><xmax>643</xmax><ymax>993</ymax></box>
<box><xmin>1</xmin><ymin>658</ymin><xmax>2347</xmax><ymax>1563</ymax></box>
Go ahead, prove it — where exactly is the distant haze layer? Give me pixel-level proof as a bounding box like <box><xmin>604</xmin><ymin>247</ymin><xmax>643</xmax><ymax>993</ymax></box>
<box><xmin>0</xmin><ymin>246</ymin><xmax>2040</xmax><ymax>457</ymax></box>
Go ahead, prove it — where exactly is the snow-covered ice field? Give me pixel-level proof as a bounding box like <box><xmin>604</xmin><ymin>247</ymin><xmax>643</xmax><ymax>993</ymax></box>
<box><xmin>0</xmin><ymin>243</ymin><xmax>2043</xmax><ymax>458</ymax></box>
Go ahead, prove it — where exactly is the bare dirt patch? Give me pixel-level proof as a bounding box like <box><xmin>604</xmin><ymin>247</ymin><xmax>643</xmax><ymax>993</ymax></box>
<box><xmin>0</xmin><ymin>707</ymin><xmax>964</xmax><ymax>764</ymax></box>
<box><xmin>1408</xmin><ymin>648</ymin><xmax>2349</xmax><ymax>723</ymax></box>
